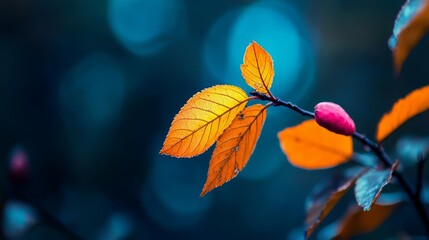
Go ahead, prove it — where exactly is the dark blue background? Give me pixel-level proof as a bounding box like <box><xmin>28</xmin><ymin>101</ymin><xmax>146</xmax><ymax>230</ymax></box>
<box><xmin>1</xmin><ymin>0</ymin><xmax>429</xmax><ymax>239</ymax></box>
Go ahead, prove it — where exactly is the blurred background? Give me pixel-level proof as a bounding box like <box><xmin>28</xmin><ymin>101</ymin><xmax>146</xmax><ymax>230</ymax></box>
<box><xmin>1</xmin><ymin>0</ymin><xmax>429</xmax><ymax>239</ymax></box>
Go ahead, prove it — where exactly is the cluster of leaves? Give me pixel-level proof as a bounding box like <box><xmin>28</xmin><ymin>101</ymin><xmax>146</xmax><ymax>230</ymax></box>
<box><xmin>161</xmin><ymin>0</ymin><xmax>429</xmax><ymax>238</ymax></box>
<box><xmin>161</xmin><ymin>41</ymin><xmax>271</xmax><ymax>196</ymax></box>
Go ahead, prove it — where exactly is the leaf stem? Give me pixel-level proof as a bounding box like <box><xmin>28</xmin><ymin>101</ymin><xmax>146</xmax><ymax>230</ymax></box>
<box><xmin>251</xmin><ymin>91</ymin><xmax>429</xmax><ymax>236</ymax></box>
<box><xmin>250</xmin><ymin>91</ymin><xmax>314</xmax><ymax>118</ymax></box>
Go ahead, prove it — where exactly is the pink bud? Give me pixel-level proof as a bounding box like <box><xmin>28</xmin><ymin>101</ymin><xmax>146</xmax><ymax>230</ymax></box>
<box><xmin>314</xmin><ymin>102</ymin><xmax>356</xmax><ymax>136</ymax></box>
<box><xmin>9</xmin><ymin>147</ymin><xmax>29</xmax><ymax>185</ymax></box>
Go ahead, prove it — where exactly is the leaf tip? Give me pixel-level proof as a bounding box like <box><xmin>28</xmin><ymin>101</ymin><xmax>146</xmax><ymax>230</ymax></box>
<box><xmin>200</xmin><ymin>185</ymin><xmax>211</xmax><ymax>197</ymax></box>
<box><xmin>159</xmin><ymin>143</ymin><xmax>174</xmax><ymax>157</ymax></box>
<box><xmin>159</xmin><ymin>149</ymin><xmax>167</xmax><ymax>156</ymax></box>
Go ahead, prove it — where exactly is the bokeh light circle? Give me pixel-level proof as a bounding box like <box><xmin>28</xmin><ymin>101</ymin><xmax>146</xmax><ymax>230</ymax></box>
<box><xmin>203</xmin><ymin>1</ymin><xmax>315</xmax><ymax>101</ymax></box>
<box><xmin>98</xmin><ymin>212</ymin><xmax>134</xmax><ymax>240</ymax></box>
<box><xmin>58</xmin><ymin>53</ymin><xmax>126</xmax><ymax>176</ymax></box>
<box><xmin>108</xmin><ymin>0</ymin><xmax>187</xmax><ymax>56</ymax></box>
<box><xmin>59</xmin><ymin>53</ymin><xmax>125</xmax><ymax>132</ymax></box>
<box><xmin>141</xmin><ymin>135</ymin><xmax>213</xmax><ymax>230</ymax></box>
<box><xmin>3</xmin><ymin>201</ymin><xmax>37</xmax><ymax>239</ymax></box>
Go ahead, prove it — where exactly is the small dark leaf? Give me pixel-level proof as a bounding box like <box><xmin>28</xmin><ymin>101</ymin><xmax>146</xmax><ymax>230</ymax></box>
<box><xmin>355</xmin><ymin>161</ymin><xmax>398</xmax><ymax>211</ymax></box>
<box><xmin>319</xmin><ymin>196</ymin><xmax>402</xmax><ymax>240</ymax></box>
<box><xmin>305</xmin><ymin>168</ymin><xmax>366</xmax><ymax>239</ymax></box>
<box><xmin>396</xmin><ymin>136</ymin><xmax>429</xmax><ymax>166</ymax></box>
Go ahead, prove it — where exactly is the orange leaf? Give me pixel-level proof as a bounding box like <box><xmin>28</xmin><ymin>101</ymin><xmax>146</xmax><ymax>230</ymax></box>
<box><xmin>376</xmin><ymin>85</ymin><xmax>429</xmax><ymax>142</ymax></box>
<box><xmin>278</xmin><ymin>119</ymin><xmax>353</xmax><ymax>170</ymax></box>
<box><xmin>161</xmin><ymin>85</ymin><xmax>248</xmax><ymax>158</ymax></box>
<box><xmin>200</xmin><ymin>104</ymin><xmax>267</xmax><ymax>196</ymax></box>
<box><xmin>305</xmin><ymin>168</ymin><xmax>366</xmax><ymax>239</ymax></box>
<box><xmin>240</xmin><ymin>41</ymin><xmax>274</xmax><ymax>94</ymax></box>
<box><xmin>326</xmin><ymin>198</ymin><xmax>401</xmax><ymax>239</ymax></box>
<box><xmin>389</xmin><ymin>0</ymin><xmax>429</xmax><ymax>72</ymax></box>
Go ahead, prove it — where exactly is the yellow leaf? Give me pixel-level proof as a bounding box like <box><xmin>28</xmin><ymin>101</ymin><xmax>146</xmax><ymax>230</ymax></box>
<box><xmin>376</xmin><ymin>85</ymin><xmax>429</xmax><ymax>142</ymax></box>
<box><xmin>278</xmin><ymin>119</ymin><xmax>353</xmax><ymax>170</ymax></box>
<box><xmin>200</xmin><ymin>104</ymin><xmax>267</xmax><ymax>196</ymax></box>
<box><xmin>240</xmin><ymin>41</ymin><xmax>274</xmax><ymax>94</ymax></box>
<box><xmin>161</xmin><ymin>85</ymin><xmax>249</xmax><ymax>158</ymax></box>
<box><xmin>390</xmin><ymin>0</ymin><xmax>429</xmax><ymax>72</ymax></box>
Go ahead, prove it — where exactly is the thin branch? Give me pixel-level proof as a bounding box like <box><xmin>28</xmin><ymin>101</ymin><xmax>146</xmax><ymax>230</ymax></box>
<box><xmin>250</xmin><ymin>92</ymin><xmax>314</xmax><ymax>118</ymax></box>
<box><xmin>15</xmin><ymin>192</ymin><xmax>83</xmax><ymax>240</ymax></box>
<box><xmin>252</xmin><ymin>91</ymin><xmax>429</xmax><ymax>236</ymax></box>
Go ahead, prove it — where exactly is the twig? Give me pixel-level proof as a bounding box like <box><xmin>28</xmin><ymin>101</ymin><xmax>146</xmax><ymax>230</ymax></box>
<box><xmin>250</xmin><ymin>91</ymin><xmax>314</xmax><ymax>118</ymax></box>
<box><xmin>353</xmin><ymin>134</ymin><xmax>429</xmax><ymax>236</ymax></box>
<box><xmin>251</xmin><ymin>91</ymin><xmax>429</xmax><ymax>236</ymax></box>
<box><xmin>15</xmin><ymin>192</ymin><xmax>83</xmax><ymax>240</ymax></box>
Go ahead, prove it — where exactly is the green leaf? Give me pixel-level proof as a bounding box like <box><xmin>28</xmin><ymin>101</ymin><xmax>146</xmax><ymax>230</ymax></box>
<box><xmin>355</xmin><ymin>160</ymin><xmax>398</xmax><ymax>211</ymax></box>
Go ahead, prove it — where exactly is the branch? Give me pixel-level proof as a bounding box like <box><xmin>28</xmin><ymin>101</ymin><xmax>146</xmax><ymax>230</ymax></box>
<box><xmin>12</xmin><ymin>190</ymin><xmax>83</xmax><ymax>240</ymax></box>
<box><xmin>250</xmin><ymin>91</ymin><xmax>314</xmax><ymax>118</ymax></box>
<box><xmin>252</xmin><ymin>91</ymin><xmax>429</xmax><ymax>236</ymax></box>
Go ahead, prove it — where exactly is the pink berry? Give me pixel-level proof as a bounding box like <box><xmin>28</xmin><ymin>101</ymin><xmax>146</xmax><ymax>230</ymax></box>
<box><xmin>314</xmin><ymin>102</ymin><xmax>356</xmax><ymax>136</ymax></box>
<box><xmin>9</xmin><ymin>147</ymin><xmax>29</xmax><ymax>185</ymax></box>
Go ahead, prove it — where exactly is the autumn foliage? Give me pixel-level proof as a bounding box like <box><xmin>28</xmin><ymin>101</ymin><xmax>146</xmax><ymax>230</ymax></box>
<box><xmin>278</xmin><ymin>119</ymin><xmax>353</xmax><ymax>170</ymax></box>
<box><xmin>201</xmin><ymin>104</ymin><xmax>267</xmax><ymax>196</ymax></box>
<box><xmin>162</xmin><ymin>41</ymin><xmax>273</xmax><ymax>197</ymax></box>
<box><xmin>161</xmin><ymin>1</ymin><xmax>429</xmax><ymax>238</ymax></box>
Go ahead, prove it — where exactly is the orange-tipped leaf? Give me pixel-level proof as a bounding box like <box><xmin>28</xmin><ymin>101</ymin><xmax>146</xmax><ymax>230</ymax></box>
<box><xmin>389</xmin><ymin>0</ymin><xmax>429</xmax><ymax>73</ymax></box>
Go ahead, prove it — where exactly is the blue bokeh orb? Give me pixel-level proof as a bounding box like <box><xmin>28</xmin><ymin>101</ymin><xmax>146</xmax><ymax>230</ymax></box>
<box><xmin>108</xmin><ymin>0</ymin><xmax>187</xmax><ymax>56</ymax></box>
<box><xmin>203</xmin><ymin>1</ymin><xmax>315</xmax><ymax>101</ymax></box>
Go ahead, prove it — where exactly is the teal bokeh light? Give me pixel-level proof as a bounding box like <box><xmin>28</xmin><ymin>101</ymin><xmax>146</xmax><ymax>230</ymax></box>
<box><xmin>3</xmin><ymin>201</ymin><xmax>37</xmax><ymax>239</ymax></box>
<box><xmin>141</xmin><ymin>135</ymin><xmax>213</xmax><ymax>230</ymax></box>
<box><xmin>108</xmin><ymin>0</ymin><xmax>187</xmax><ymax>56</ymax></box>
<box><xmin>98</xmin><ymin>213</ymin><xmax>133</xmax><ymax>240</ymax></box>
<box><xmin>203</xmin><ymin>1</ymin><xmax>315</xmax><ymax>180</ymax></box>
<box><xmin>204</xmin><ymin>1</ymin><xmax>315</xmax><ymax>101</ymax></box>
<box><xmin>59</xmin><ymin>53</ymin><xmax>125</xmax><ymax>132</ymax></box>
<box><xmin>58</xmin><ymin>53</ymin><xmax>126</xmax><ymax>177</ymax></box>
